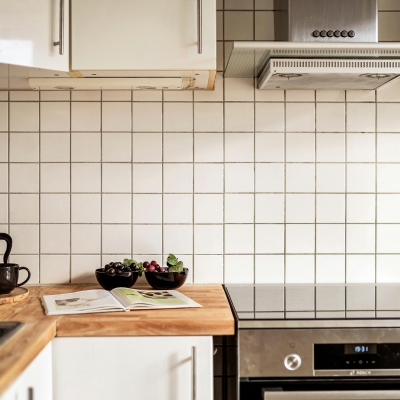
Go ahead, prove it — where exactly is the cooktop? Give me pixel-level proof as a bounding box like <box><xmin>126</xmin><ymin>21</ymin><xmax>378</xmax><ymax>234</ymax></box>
<box><xmin>224</xmin><ymin>284</ymin><xmax>400</xmax><ymax>328</ymax></box>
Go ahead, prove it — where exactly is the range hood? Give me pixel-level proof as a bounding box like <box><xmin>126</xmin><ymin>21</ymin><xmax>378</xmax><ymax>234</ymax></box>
<box><xmin>225</xmin><ymin>0</ymin><xmax>400</xmax><ymax>90</ymax></box>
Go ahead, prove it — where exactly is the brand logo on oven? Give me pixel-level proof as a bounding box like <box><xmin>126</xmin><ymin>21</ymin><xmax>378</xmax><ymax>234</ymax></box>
<box><xmin>350</xmin><ymin>370</ymin><xmax>371</xmax><ymax>376</ymax></box>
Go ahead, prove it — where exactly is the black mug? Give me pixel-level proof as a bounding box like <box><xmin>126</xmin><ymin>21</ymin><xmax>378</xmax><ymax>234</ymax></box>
<box><xmin>0</xmin><ymin>233</ymin><xmax>31</xmax><ymax>294</ymax></box>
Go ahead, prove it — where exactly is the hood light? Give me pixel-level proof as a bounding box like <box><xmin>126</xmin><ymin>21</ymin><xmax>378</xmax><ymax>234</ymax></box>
<box><xmin>362</xmin><ymin>74</ymin><xmax>391</xmax><ymax>79</ymax></box>
<box><xmin>55</xmin><ymin>86</ymin><xmax>74</xmax><ymax>90</ymax></box>
<box><xmin>278</xmin><ymin>73</ymin><xmax>303</xmax><ymax>79</ymax></box>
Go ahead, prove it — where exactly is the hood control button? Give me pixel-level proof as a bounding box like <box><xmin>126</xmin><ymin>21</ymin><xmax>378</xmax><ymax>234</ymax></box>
<box><xmin>341</xmin><ymin>30</ymin><xmax>348</xmax><ymax>37</ymax></box>
<box><xmin>348</xmin><ymin>30</ymin><xmax>355</xmax><ymax>38</ymax></box>
<box><xmin>320</xmin><ymin>30</ymin><xmax>327</xmax><ymax>38</ymax></box>
<box><xmin>284</xmin><ymin>354</ymin><xmax>302</xmax><ymax>371</ymax></box>
<box><xmin>334</xmin><ymin>30</ymin><xmax>341</xmax><ymax>37</ymax></box>
<box><xmin>312</xmin><ymin>30</ymin><xmax>320</xmax><ymax>38</ymax></box>
<box><xmin>327</xmin><ymin>30</ymin><xmax>334</xmax><ymax>37</ymax></box>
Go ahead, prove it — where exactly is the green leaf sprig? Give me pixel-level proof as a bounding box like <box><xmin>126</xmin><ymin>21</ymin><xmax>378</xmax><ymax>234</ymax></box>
<box><xmin>123</xmin><ymin>258</ymin><xmax>144</xmax><ymax>277</ymax></box>
<box><xmin>167</xmin><ymin>253</ymin><xmax>184</xmax><ymax>272</ymax></box>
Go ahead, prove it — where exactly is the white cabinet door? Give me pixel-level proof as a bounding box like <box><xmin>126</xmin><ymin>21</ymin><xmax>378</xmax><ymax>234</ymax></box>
<box><xmin>0</xmin><ymin>342</ymin><xmax>53</xmax><ymax>400</ymax></box>
<box><xmin>71</xmin><ymin>0</ymin><xmax>216</xmax><ymax>71</ymax></box>
<box><xmin>53</xmin><ymin>336</ymin><xmax>213</xmax><ymax>400</ymax></box>
<box><xmin>0</xmin><ymin>0</ymin><xmax>69</xmax><ymax>71</ymax></box>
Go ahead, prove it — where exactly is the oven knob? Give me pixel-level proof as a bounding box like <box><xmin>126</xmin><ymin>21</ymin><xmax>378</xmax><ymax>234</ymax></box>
<box><xmin>284</xmin><ymin>354</ymin><xmax>302</xmax><ymax>371</ymax></box>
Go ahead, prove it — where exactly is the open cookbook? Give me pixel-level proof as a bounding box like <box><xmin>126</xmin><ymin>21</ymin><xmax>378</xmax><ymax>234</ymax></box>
<box><xmin>41</xmin><ymin>288</ymin><xmax>202</xmax><ymax>315</ymax></box>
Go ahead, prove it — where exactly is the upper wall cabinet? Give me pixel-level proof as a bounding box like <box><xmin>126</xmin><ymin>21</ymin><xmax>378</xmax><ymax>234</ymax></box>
<box><xmin>71</xmin><ymin>0</ymin><xmax>216</xmax><ymax>74</ymax></box>
<box><xmin>0</xmin><ymin>0</ymin><xmax>69</xmax><ymax>71</ymax></box>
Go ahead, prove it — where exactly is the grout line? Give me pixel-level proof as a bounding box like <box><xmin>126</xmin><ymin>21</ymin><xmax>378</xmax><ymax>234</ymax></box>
<box><xmin>344</xmin><ymin>91</ymin><xmax>348</xmax><ymax>285</ymax></box>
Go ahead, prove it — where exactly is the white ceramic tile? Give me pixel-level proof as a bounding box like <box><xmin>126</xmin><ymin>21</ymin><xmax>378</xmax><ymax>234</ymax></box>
<box><xmin>132</xmin><ymin>194</ymin><xmax>162</xmax><ymax>224</ymax></box>
<box><xmin>225</xmin><ymin>194</ymin><xmax>254</xmax><ymax>223</ymax></box>
<box><xmin>102</xmin><ymin>102</ymin><xmax>131</xmax><ymax>132</ymax></box>
<box><xmin>163</xmin><ymin>91</ymin><xmax>193</xmax><ymax>102</ymax></box>
<box><xmin>225</xmin><ymin>163</ymin><xmax>254</xmax><ymax>192</ymax></box>
<box><xmin>163</xmin><ymin>225</ymin><xmax>193</xmax><ymax>254</ymax></box>
<box><xmin>286</xmin><ymin>103</ymin><xmax>315</xmax><ymax>132</ymax></box>
<box><xmin>11</xmin><ymin>255</ymin><xmax>39</xmax><ymax>284</ymax></box>
<box><xmin>132</xmin><ymin>164</ymin><xmax>162</xmax><ymax>193</ymax></box>
<box><xmin>10</xmin><ymin>91</ymin><xmax>38</xmax><ymax>101</ymax></box>
<box><xmin>71</xmin><ymin>255</ymin><xmax>100</xmax><ymax>283</ymax></box>
<box><xmin>316</xmin><ymin>255</ymin><xmax>345</xmax><ymax>283</ymax></box>
<box><xmin>0</xmin><ymin>195</ymin><xmax>7</xmax><ymax>223</ymax></box>
<box><xmin>225</xmin><ymin>132</ymin><xmax>254</xmax><ymax>162</ymax></box>
<box><xmin>40</xmin><ymin>224</ymin><xmax>70</xmax><ymax>253</ymax></box>
<box><xmin>346</xmin><ymin>255</ymin><xmax>375</xmax><ymax>283</ymax></box>
<box><xmin>255</xmin><ymin>89</ymin><xmax>284</xmax><ymax>102</ymax></box>
<box><xmin>255</xmin><ymin>224</ymin><xmax>284</xmax><ymax>254</ymax></box>
<box><xmin>40</xmin><ymin>132</ymin><xmax>70</xmax><ymax>162</ymax></box>
<box><xmin>255</xmin><ymin>132</ymin><xmax>284</xmax><ymax>162</ymax></box>
<box><xmin>255</xmin><ymin>103</ymin><xmax>285</xmax><ymax>132</ymax></box>
<box><xmin>347</xmin><ymin>103</ymin><xmax>376</xmax><ymax>132</ymax></box>
<box><xmin>286</xmin><ymin>133</ymin><xmax>315</xmax><ymax>162</ymax></box>
<box><xmin>102</xmin><ymin>164</ymin><xmax>131</xmax><ymax>193</ymax></box>
<box><xmin>194</xmin><ymin>225</ymin><xmax>223</xmax><ymax>254</ymax></box>
<box><xmin>71</xmin><ymin>91</ymin><xmax>101</xmax><ymax>101</ymax></box>
<box><xmin>71</xmin><ymin>132</ymin><xmax>101</xmax><ymax>162</ymax></box>
<box><xmin>255</xmin><ymin>255</ymin><xmax>284</xmax><ymax>284</ymax></box>
<box><xmin>316</xmin><ymin>164</ymin><xmax>345</xmax><ymax>193</ymax></box>
<box><xmin>255</xmin><ymin>163</ymin><xmax>284</xmax><ymax>193</ymax></box>
<box><xmin>0</xmin><ymin>132</ymin><xmax>7</xmax><ymax>161</ymax></box>
<box><xmin>102</xmin><ymin>91</ymin><xmax>131</xmax><ymax>101</ymax></box>
<box><xmin>377</xmin><ymin>133</ymin><xmax>400</xmax><ymax>162</ymax></box>
<box><xmin>71</xmin><ymin>164</ymin><xmax>101</xmax><ymax>193</ymax></box>
<box><xmin>102</xmin><ymin>194</ymin><xmax>131</xmax><ymax>223</ymax></box>
<box><xmin>286</xmin><ymin>255</ymin><xmax>315</xmax><ymax>283</ymax></box>
<box><xmin>194</xmin><ymin>194</ymin><xmax>223</xmax><ymax>224</ymax></box>
<box><xmin>286</xmin><ymin>163</ymin><xmax>315</xmax><ymax>193</ymax></box>
<box><xmin>347</xmin><ymin>194</ymin><xmax>376</xmax><ymax>223</ymax></box>
<box><xmin>102</xmin><ymin>225</ymin><xmax>131</xmax><ymax>254</ymax></box>
<box><xmin>10</xmin><ymin>225</ymin><xmax>39</xmax><ymax>254</ymax></box>
<box><xmin>10</xmin><ymin>103</ymin><xmax>39</xmax><ymax>132</ymax></box>
<box><xmin>0</xmin><ymin>165</ymin><xmax>6</xmax><ymax>193</ymax></box>
<box><xmin>194</xmin><ymin>73</ymin><xmax>224</xmax><ymax>102</ymax></box>
<box><xmin>224</xmin><ymin>11</ymin><xmax>253</xmax><ymax>40</ymax></box>
<box><xmin>346</xmin><ymin>90</ymin><xmax>375</xmax><ymax>102</ymax></box>
<box><xmin>316</xmin><ymin>194</ymin><xmax>345</xmax><ymax>223</ymax></box>
<box><xmin>286</xmin><ymin>90</ymin><xmax>315</xmax><ymax>102</ymax></box>
<box><xmin>163</xmin><ymin>132</ymin><xmax>193</xmax><ymax>162</ymax></box>
<box><xmin>194</xmin><ymin>164</ymin><xmax>223</xmax><ymax>193</ymax></box>
<box><xmin>286</xmin><ymin>194</ymin><xmax>315</xmax><ymax>223</ymax></box>
<box><xmin>378</xmin><ymin>164</ymin><xmax>400</xmax><ymax>193</ymax></box>
<box><xmin>163</xmin><ymin>164</ymin><xmax>193</xmax><ymax>193</ymax></box>
<box><xmin>40</xmin><ymin>255</ymin><xmax>70</xmax><ymax>284</ymax></box>
<box><xmin>286</xmin><ymin>224</ymin><xmax>315</xmax><ymax>253</ymax></box>
<box><xmin>316</xmin><ymin>224</ymin><xmax>345</xmax><ymax>254</ymax></box>
<box><xmin>377</xmin><ymin>255</ymin><xmax>400</xmax><ymax>283</ymax></box>
<box><xmin>71</xmin><ymin>224</ymin><xmax>101</xmax><ymax>254</ymax></box>
<box><xmin>255</xmin><ymin>194</ymin><xmax>284</xmax><ymax>223</ymax></box>
<box><xmin>224</xmin><ymin>78</ymin><xmax>254</xmax><ymax>101</ymax></box>
<box><xmin>71</xmin><ymin>194</ymin><xmax>101</xmax><ymax>223</ymax></box>
<box><xmin>225</xmin><ymin>103</ymin><xmax>254</xmax><ymax>132</ymax></box>
<box><xmin>225</xmin><ymin>224</ymin><xmax>254</xmax><ymax>254</ymax></box>
<box><xmin>102</xmin><ymin>132</ymin><xmax>131</xmax><ymax>162</ymax></box>
<box><xmin>377</xmin><ymin>224</ymin><xmax>400</xmax><ymax>253</ymax></box>
<box><xmin>132</xmin><ymin>103</ymin><xmax>162</xmax><ymax>132</ymax></box>
<box><xmin>225</xmin><ymin>0</ymin><xmax>253</xmax><ymax>9</ymax></box>
<box><xmin>40</xmin><ymin>163</ymin><xmax>70</xmax><ymax>193</ymax></box>
<box><xmin>0</xmin><ymin>92</ymin><xmax>7</xmax><ymax>101</ymax></box>
<box><xmin>347</xmin><ymin>133</ymin><xmax>376</xmax><ymax>162</ymax></box>
<box><xmin>316</xmin><ymin>103</ymin><xmax>345</xmax><ymax>132</ymax></box>
<box><xmin>132</xmin><ymin>132</ymin><xmax>162</xmax><ymax>162</ymax></box>
<box><xmin>163</xmin><ymin>103</ymin><xmax>193</xmax><ymax>132</ymax></box>
<box><xmin>132</xmin><ymin>225</ymin><xmax>162</xmax><ymax>254</ymax></box>
<box><xmin>255</xmin><ymin>11</ymin><xmax>275</xmax><ymax>40</ymax></box>
<box><xmin>163</xmin><ymin>194</ymin><xmax>193</xmax><ymax>223</ymax></box>
<box><xmin>194</xmin><ymin>103</ymin><xmax>223</xmax><ymax>132</ymax></box>
<box><xmin>9</xmin><ymin>164</ymin><xmax>39</xmax><ymax>193</ymax></box>
<box><xmin>378</xmin><ymin>104</ymin><xmax>400</xmax><ymax>132</ymax></box>
<box><xmin>255</xmin><ymin>0</ymin><xmax>274</xmax><ymax>9</ymax></box>
<box><xmin>225</xmin><ymin>255</ymin><xmax>254</xmax><ymax>284</ymax></box>
<box><xmin>9</xmin><ymin>132</ymin><xmax>39</xmax><ymax>162</ymax></box>
<box><xmin>71</xmin><ymin>102</ymin><xmax>100</xmax><ymax>131</ymax></box>
<box><xmin>346</xmin><ymin>224</ymin><xmax>375</xmax><ymax>254</ymax></box>
<box><xmin>347</xmin><ymin>164</ymin><xmax>376</xmax><ymax>193</ymax></box>
<box><xmin>194</xmin><ymin>255</ymin><xmax>223</xmax><ymax>284</ymax></box>
<box><xmin>316</xmin><ymin>90</ymin><xmax>345</xmax><ymax>102</ymax></box>
<box><xmin>102</xmin><ymin>254</ymin><xmax>133</xmax><ymax>267</ymax></box>
<box><xmin>40</xmin><ymin>194</ymin><xmax>70</xmax><ymax>223</ymax></box>
<box><xmin>41</xmin><ymin>91</ymin><xmax>70</xmax><ymax>101</ymax></box>
<box><xmin>132</xmin><ymin>91</ymin><xmax>162</xmax><ymax>101</ymax></box>
<box><xmin>378</xmin><ymin>194</ymin><xmax>400</xmax><ymax>223</ymax></box>
<box><xmin>194</xmin><ymin>132</ymin><xmax>223</xmax><ymax>162</ymax></box>
<box><xmin>40</xmin><ymin>102</ymin><xmax>70</xmax><ymax>131</ymax></box>
<box><xmin>316</xmin><ymin>133</ymin><xmax>345</xmax><ymax>162</ymax></box>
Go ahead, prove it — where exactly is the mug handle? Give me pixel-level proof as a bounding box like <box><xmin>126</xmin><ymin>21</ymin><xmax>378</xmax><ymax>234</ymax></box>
<box><xmin>0</xmin><ymin>233</ymin><xmax>12</xmax><ymax>263</ymax></box>
<box><xmin>17</xmin><ymin>266</ymin><xmax>31</xmax><ymax>287</ymax></box>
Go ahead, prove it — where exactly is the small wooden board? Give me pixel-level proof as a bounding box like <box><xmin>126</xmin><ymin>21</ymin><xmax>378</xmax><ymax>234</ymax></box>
<box><xmin>0</xmin><ymin>287</ymin><xmax>29</xmax><ymax>305</ymax></box>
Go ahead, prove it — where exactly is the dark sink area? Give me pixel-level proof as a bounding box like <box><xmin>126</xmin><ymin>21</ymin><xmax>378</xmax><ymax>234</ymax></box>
<box><xmin>0</xmin><ymin>322</ymin><xmax>23</xmax><ymax>346</ymax></box>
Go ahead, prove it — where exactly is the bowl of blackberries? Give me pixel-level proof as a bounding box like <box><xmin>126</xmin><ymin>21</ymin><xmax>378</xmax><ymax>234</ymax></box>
<box><xmin>95</xmin><ymin>261</ymin><xmax>139</xmax><ymax>290</ymax></box>
<box><xmin>144</xmin><ymin>254</ymin><xmax>188</xmax><ymax>290</ymax></box>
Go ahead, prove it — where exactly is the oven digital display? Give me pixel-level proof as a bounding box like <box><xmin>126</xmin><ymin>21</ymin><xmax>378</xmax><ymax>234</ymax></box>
<box><xmin>344</xmin><ymin>344</ymin><xmax>377</xmax><ymax>355</ymax></box>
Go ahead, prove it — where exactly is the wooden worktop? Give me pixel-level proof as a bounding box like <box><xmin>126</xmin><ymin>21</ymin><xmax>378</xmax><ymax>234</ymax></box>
<box><xmin>0</xmin><ymin>284</ymin><xmax>234</xmax><ymax>396</ymax></box>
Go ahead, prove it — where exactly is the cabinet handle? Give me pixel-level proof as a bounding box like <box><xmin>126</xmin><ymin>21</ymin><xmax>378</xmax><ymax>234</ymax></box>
<box><xmin>53</xmin><ymin>0</ymin><xmax>65</xmax><ymax>55</ymax></box>
<box><xmin>192</xmin><ymin>346</ymin><xmax>197</xmax><ymax>400</ymax></box>
<box><xmin>197</xmin><ymin>0</ymin><xmax>202</xmax><ymax>54</ymax></box>
<box><xmin>28</xmin><ymin>387</ymin><xmax>34</xmax><ymax>400</ymax></box>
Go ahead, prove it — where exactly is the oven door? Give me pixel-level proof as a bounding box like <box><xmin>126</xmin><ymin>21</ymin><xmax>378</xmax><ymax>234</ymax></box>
<box><xmin>241</xmin><ymin>378</ymin><xmax>400</xmax><ymax>400</ymax></box>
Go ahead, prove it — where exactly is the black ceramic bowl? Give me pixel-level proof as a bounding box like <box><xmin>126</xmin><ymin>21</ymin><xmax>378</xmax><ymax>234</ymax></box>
<box><xmin>95</xmin><ymin>269</ymin><xmax>139</xmax><ymax>291</ymax></box>
<box><xmin>145</xmin><ymin>268</ymin><xmax>188</xmax><ymax>290</ymax></box>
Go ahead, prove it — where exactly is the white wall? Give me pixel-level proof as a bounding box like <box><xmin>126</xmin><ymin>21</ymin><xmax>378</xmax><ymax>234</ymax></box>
<box><xmin>1</xmin><ymin>0</ymin><xmax>400</xmax><ymax>285</ymax></box>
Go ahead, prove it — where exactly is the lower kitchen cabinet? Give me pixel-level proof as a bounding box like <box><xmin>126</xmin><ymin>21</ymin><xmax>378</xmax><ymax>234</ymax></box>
<box><xmin>0</xmin><ymin>342</ymin><xmax>53</xmax><ymax>400</ymax></box>
<box><xmin>52</xmin><ymin>336</ymin><xmax>213</xmax><ymax>400</ymax></box>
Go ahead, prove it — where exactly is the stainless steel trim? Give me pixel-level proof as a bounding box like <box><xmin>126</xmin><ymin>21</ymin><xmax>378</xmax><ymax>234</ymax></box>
<box><xmin>315</xmin><ymin>369</ymin><xmax>400</xmax><ymax>377</ymax></box>
<box><xmin>197</xmin><ymin>0</ymin><xmax>202</xmax><ymax>54</ymax></box>
<box><xmin>263</xmin><ymin>391</ymin><xmax>400</xmax><ymax>400</ymax></box>
<box><xmin>53</xmin><ymin>0</ymin><xmax>64</xmax><ymax>55</ymax></box>
<box><xmin>192</xmin><ymin>346</ymin><xmax>196</xmax><ymax>400</ymax></box>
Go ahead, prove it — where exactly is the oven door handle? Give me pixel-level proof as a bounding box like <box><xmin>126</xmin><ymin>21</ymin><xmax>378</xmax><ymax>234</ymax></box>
<box><xmin>263</xmin><ymin>390</ymin><xmax>400</xmax><ymax>399</ymax></box>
